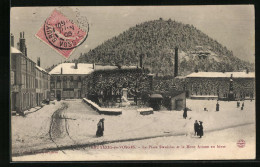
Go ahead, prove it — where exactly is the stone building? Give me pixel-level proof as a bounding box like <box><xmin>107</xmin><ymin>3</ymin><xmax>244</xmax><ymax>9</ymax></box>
<box><xmin>10</xmin><ymin>33</ymin><xmax>50</xmax><ymax>114</ymax></box>
<box><xmin>186</xmin><ymin>71</ymin><xmax>255</xmax><ymax>100</ymax></box>
<box><xmin>11</xmin><ymin>46</ymin><xmax>37</xmax><ymax>113</ymax></box>
<box><xmin>35</xmin><ymin>59</ymin><xmax>51</xmax><ymax>105</ymax></box>
<box><xmin>49</xmin><ymin>63</ymin><xmax>94</xmax><ymax>100</ymax></box>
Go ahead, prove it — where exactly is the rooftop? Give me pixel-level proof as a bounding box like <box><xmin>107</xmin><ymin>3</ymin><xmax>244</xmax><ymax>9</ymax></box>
<box><xmin>49</xmin><ymin>63</ymin><xmax>139</xmax><ymax>75</ymax></box>
<box><xmin>36</xmin><ymin>65</ymin><xmax>48</xmax><ymax>73</ymax></box>
<box><xmin>186</xmin><ymin>72</ymin><xmax>255</xmax><ymax>78</ymax></box>
<box><xmin>94</xmin><ymin>65</ymin><xmax>137</xmax><ymax>71</ymax></box>
<box><xmin>11</xmin><ymin>47</ymin><xmax>22</xmax><ymax>54</ymax></box>
<box><xmin>49</xmin><ymin>63</ymin><xmax>94</xmax><ymax>75</ymax></box>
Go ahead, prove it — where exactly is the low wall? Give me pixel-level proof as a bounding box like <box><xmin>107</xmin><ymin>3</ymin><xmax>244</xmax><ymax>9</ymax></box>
<box><xmin>83</xmin><ymin>98</ymin><xmax>122</xmax><ymax>115</ymax></box>
<box><xmin>190</xmin><ymin>95</ymin><xmax>218</xmax><ymax>100</ymax></box>
<box><xmin>137</xmin><ymin>108</ymin><xmax>154</xmax><ymax>115</ymax></box>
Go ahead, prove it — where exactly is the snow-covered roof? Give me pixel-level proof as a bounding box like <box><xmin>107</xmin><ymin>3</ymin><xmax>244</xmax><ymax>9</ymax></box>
<box><xmin>186</xmin><ymin>72</ymin><xmax>255</xmax><ymax>78</ymax></box>
<box><xmin>11</xmin><ymin>47</ymin><xmax>22</xmax><ymax>54</ymax></box>
<box><xmin>94</xmin><ymin>65</ymin><xmax>137</xmax><ymax>71</ymax></box>
<box><xmin>49</xmin><ymin>63</ymin><xmax>94</xmax><ymax>75</ymax></box>
<box><xmin>36</xmin><ymin>65</ymin><xmax>48</xmax><ymax>73</ymax></box>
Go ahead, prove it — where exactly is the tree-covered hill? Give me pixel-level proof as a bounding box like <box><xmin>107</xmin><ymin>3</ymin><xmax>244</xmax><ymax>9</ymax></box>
<box><xmin>78</xmin><ymin>18</ymin><xmax>254</xmax><ymax>76</ymax></box>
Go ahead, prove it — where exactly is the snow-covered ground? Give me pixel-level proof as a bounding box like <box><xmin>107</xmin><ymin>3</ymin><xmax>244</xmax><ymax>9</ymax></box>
<box><xmin>11</xmin><ymin>101</ymin><xmax>63</xmax><ymax>154</ymax></box>
<box><xmin>64</xmin><ymin>99</ymin><xmax>255</xmax><ymax>145</ymax></box>
<box><xmin>12</xmin><ymin>99</ymin><xmax>255</xmax><ymax>160</ymax></box>
<box><xmin>13</xmin><ymin>124</ymin><xmax>255</xmax><ymax>161</ymax></box>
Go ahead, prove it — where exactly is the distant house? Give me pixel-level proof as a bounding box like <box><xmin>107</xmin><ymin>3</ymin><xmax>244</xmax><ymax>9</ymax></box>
<box><xmin>35</xmin><ymin>64</ymin><xmax>50</xmax><ymax>105</ymax></box>
<box><xmin>186</xmin><ymin>71</ymin><xmax>255</xmax><ymax>100</ymax></box>
<box><xmin>49</xmin><ymin>63</ymin><xmax>94</xmax><ymax>100</ymax></box>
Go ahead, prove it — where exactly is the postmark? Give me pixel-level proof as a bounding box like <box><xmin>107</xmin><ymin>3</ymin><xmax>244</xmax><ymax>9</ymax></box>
<box><xmin>36</xmin><ymin>8</ymin><xmax>89</xmax><ymax>58</ymax></box>
<box><xmin>237</xmin><ymin>139</ymin><xmax>246</xmax><ymax>148</ymax></box>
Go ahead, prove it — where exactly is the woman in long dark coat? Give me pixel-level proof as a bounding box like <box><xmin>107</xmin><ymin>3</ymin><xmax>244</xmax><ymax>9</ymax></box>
<box><xmin>183</xmin><ymin>107</ymin><xmax>187</xmax><ymax>119</ymax></box>
<box><xmin>197</xmin><ymin>121</ymin><xmax>204</xmax><ymax>138</ymax></box>
<box><xmin>96</xmin><ymin>118</ymin><xmax>105</xmax><ymax>137</ymax></box>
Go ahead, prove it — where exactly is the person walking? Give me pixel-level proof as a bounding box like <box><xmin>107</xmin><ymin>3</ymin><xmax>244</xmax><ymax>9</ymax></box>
<box><xmin>198</xmin><ymin>121</ymin><xmax>204</xmax><ymax>138</ymax></box>
<box><xmin>96</xmin><ymin>118</ymin><xmax>105</xmax><ymax>137</ymax></box>
<box><xmin>194</xmin><ymin>120</ymin><xmax>199</xmax><ymax>136</ymax></box>
<box><xmin>237</xmin><ymin>101</ymin><xmax>240</xmax><ymax>108</ymax></box>
<box><xmin>240</xmin><ymin>102</ymin><xmax>244</xmax><ymax>110</ymax></box>
<box><xmin>216</xmin><ymin>102</ymin><xmax>219</xmax><ymax>112</ymax></box>
<box><xmin>183</xmin><ymin>107</ymin><xmax>188</xmax><ymax>119</ymax></box>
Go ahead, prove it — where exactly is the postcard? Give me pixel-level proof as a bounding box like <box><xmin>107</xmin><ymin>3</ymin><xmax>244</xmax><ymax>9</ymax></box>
<box><xmin>10</xmin><ymin>6</ymin><xmax>255</xmax><ymax>161</ymax></box>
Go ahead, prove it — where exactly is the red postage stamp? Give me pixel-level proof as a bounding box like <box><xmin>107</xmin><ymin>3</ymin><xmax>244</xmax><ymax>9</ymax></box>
<box><xmin>36</xmin><ymin>9</ymin><xmax>89</xmax><ymax>58</ymax></box>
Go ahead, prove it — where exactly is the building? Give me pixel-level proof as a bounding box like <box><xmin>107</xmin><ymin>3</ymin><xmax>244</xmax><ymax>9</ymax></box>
<box><xmin>10</xmin><ymin>33</ymin><xmax>50</xmax><ymax>114</ymax></box>
<box><xmin>186</xmin><ymin>71</ymin><xmax>255</xmax><ymax>100</ymax></box>
<box><xmin>11</xmin><ymin>45</ymin><xmax>37</xmax><ymax>113</ymax></box>
<box><xmin>35</xmin><ymin>58</ymin><xmax>51</xmax><ymax>105</ymax></box>
<box><xmin>49</xmin><ymin>63</ymin><xmax>94</xmax><ymax>100</ymax></box>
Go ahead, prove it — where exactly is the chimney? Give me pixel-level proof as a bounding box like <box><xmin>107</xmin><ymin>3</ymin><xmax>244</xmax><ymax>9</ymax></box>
<box><xmin>17</xmin><ymin>42</ymin><xmax>20</xmax><ymax>50</ymax></box>
<box><xmin>19</xmin><ymin>32</ymin><xmax>27</xmax><ymax>56</ymax></box>
<box><xmin>93</xmin><ymin>63</ymin><xmax>95</xmax><ymax>69</ymax></box>
<box><xmin>174</xmin><ymin>47</ymin><xmax>178</xmax><ymax>77</ymax></box>
<box><xmin>61</xmin><ymin>67</ymin><xmax>63</xmax><ymax>74</ymax></box>
<box><xmin>37</xmin><ymin>57</ymin><xmax>41</xmax><ymax>67</ymax></box>
<box><xmin>75</xmin><ymin>61</ymin><xmax>78</xmax><ymax>69</ymax></box>
<box><xmin>139</xmin><ymin>54</ymin><xmax>143</xmax><ymax>68</ymax></box>
<box><xmin>10</xmin><ymin>33</ymin><xmax>14</xmax><ymax>47</ymax></box>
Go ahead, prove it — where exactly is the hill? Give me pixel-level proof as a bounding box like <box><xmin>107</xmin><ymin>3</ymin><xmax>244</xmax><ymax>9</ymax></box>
<box><xmin>78</xmin><ymin>18</ymin><xmax>254</xmax><ymax>76</ymax></box>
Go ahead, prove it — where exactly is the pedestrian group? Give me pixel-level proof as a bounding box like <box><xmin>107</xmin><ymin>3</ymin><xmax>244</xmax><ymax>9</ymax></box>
<box><xmin>194</xmin><ymin>120</ymin><xmax>204</xmax><ymax>138</ymax></box>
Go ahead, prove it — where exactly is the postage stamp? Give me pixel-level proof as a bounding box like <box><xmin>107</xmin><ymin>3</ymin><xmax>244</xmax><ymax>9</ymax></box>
<box><xmin>35</xmin><ymin>8</ymin><xmax>89</xmax><ymax>58</ymax></box>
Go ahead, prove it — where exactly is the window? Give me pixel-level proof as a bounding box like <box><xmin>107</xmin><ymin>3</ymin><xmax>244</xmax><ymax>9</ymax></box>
<box><xmin>22</xmin><ymin>74</ymin><xmax>25</xmax><ymax>88</ymax></box>
<box><xmin>74</xmin><ymin>81</ymin><xmax>78</xmax><ymax>88</ymax></box>
<box><xmin>50</xmin><ymin>82</ymin><xmax>55</xmax><ymax>89</ymax></box>
<box><xmin>70</xmin><ymin>80</ymin><xmax>74</xmax><ymax>88</ymax></box>
<box><xmin>57</xmin><ymin>81</ymin><xmax>61</xmax><ymax>89</ymax></box>
<box><xmin>63</xmin><ymin>80</ymin><xmax>67</xmax><ymax>88</ymax></box>
<box><xmin>35</xmin><ymin>79</ymin><xmax>38</xmax><ymax>88</ymax></box>
<box><xmin>51</xmin><ymin>76</ymin><xmax>55</xmax><ymax>81</ymax></box>
<box><xmin>78</xmin><ymin>82</ymin><xmax>81</xmax><ymax>88</ymax></box>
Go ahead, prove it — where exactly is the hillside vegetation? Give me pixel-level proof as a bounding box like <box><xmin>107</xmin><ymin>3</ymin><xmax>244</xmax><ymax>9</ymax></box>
<box><xmin>76</xmin><ymin>18</ymin><xmax>254</xmax><ymax>76</ymax></box>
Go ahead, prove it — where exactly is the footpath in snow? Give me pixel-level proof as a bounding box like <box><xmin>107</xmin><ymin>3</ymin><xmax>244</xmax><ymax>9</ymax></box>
<box><xmin>12</xmin><ymin>101</ymin><xmax>64</xmax><ymax>155</ymax></box>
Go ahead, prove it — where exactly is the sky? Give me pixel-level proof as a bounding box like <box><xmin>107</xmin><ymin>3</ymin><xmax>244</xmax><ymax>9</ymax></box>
<box><xmin>10</xmin><ymin>5</ymin><xmax>255</xmax><ymax>69</ymax></box>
